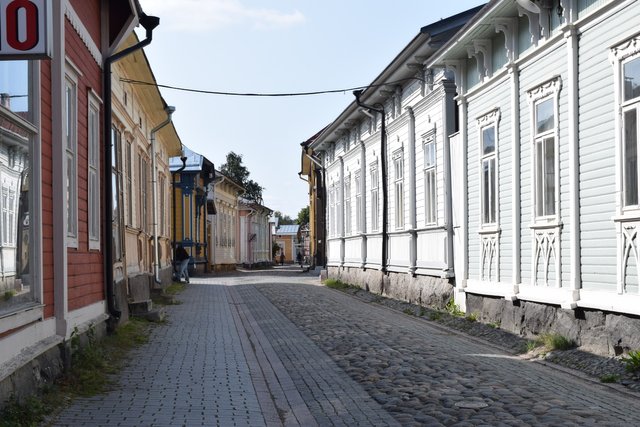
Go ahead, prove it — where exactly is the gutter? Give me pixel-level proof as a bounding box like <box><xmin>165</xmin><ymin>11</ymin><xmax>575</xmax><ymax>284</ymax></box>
<box><xmin>150</xmin><ymin>106</ymin><xmax>175</xmax><ymax>284</ymax></box>
<box><xmin>103</xmin><ymin>13</ymin><xmax>160</xmax><ymax>322</ymax></box>
<box><xmin>354</xmin><ymin>90</ymin><xmax>388</xmax><ymax>274</ymax></box>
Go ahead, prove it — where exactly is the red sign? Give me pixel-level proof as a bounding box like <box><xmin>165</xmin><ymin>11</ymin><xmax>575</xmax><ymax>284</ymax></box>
<box><xmin>0</xmin><ymin>0</ymin><xmax>51</xmax><ymax>59</ymax></box>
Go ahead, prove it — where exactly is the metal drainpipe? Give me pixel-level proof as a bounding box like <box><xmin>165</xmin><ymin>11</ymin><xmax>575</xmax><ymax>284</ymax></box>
<box><xmin>150</xmin><ymin>106</ymin><xmax>175</xmax><ymax>284</ymax></box>
<box><xmin>353</xmin><ymin>91</ymin><xmax>388</xmax><ymax>274</ymax></box>
<box><xmin>103</xmin><ymin>13</ymin><xmax>160</xmax><ymax>322</ymax></box>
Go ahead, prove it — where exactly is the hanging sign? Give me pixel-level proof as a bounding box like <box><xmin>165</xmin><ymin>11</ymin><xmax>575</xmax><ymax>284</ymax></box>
<box><xmin>0</xmin><ymin>0</ymin><xmax>51</xmax><ymax>60</ymax></box>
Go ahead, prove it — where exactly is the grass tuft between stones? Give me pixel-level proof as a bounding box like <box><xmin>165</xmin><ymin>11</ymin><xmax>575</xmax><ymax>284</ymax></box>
<box><xmin>323</xmin><ymin>278</ymin><xmax>352</xmax><ymax>290</ymax></box>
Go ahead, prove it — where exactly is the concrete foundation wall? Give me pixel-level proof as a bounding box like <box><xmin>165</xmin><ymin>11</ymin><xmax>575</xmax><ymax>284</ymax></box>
<box><xmin>466</xmin><ymin>294</ymin><xmax>640</xmax><ymax>356</ymax></box>
<box><xmin>328</xmin><ymin>267</ymin><xmax>454</xmax><ymax>310</ymax></box>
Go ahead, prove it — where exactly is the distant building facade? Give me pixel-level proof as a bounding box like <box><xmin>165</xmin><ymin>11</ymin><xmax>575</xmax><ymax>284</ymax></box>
<box><xmin>170</xmin><ymin>146</ymin><xmax>215</xmax><ymax>275</ymax></box>
<box><xmin>238</xmin><ymin>199</ymin><xmax>272</xmax><ymax>268</ymax></box>
<box><xmin>208</xmin><ymin>171</ymin><xmax>243</xmax><ymax>272</ymax></box>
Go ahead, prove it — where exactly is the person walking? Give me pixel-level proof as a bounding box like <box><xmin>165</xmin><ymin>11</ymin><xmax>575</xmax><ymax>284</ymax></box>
<box><xmin>279</xmin><ymin>251</ymin><xmax>285</xmax><ymax>266</ymax></box>
<box><xmin>296</xmin><ymin>252</ymin><xmax>303</xmax><ymax>267</ymax></box>
<box><xmin>175</xmin><ymin>244</ymin><xmax>191</xmax><ymax>283</ymax></box>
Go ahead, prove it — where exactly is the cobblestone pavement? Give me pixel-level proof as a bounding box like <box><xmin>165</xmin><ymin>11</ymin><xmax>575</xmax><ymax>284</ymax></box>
<box><xmin>49</xmin><ymin>267</ymin><xmax>640</xmax><ymax>426</ymax></box>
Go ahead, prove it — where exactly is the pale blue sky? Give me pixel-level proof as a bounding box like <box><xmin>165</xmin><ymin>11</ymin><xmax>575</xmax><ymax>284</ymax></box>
<box><xmin>137</xmin><ymin>0</ymin><xmax>484</xmax><ymax>218</ymax></box>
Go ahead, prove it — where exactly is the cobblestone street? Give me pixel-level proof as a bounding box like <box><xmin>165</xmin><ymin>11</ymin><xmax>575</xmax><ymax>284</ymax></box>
<box><xmin>49</xmin><ymin>268</ymin><xmax>640</xmax><ymax>426</ymax></box>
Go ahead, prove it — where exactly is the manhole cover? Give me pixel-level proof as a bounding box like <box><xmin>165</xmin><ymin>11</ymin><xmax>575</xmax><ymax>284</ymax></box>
<box><xmin>455</xmin><ymin>401</ymin><xmax>489</xmax><ymax>409</ymax></box>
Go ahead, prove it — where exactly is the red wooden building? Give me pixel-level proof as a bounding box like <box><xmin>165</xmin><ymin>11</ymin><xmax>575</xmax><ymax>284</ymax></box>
<box><xmin>0</xmin><ymin>0</ymin><xmax>158</xmax><ymax>407</ymax></box>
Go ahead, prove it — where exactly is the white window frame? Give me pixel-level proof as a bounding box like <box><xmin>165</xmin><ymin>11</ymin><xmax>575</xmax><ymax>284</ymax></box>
<box><xmin>65</xmin><ymin>70</ymin><xmax>78</xmax><ymax>247</ymax></box>
<box><xmin>527</xmin><ymin>77</ymin><xmax>561</xmax><ymax>225</ymax></box>
<box><xmin>423</xmin><ymin>132</ymin><xmax>437</xmax><ymax>225</ymax></box>
<box><xmin>477</xmin><ymin>109</ymin><xmax>500</xmax><ymax>228</ymax></box>
<box><xmin>611</xmin><ymin>39</ymin><xmax>640</xmax><ymax>215</ymax></box>
<box><xmin>1</xmin><ymin>180</ymin><xmax>16</xmax><ymax>247</ymax></box>
<box><xmin>355</xmin><ymin>170</ymin><xmax>362</xmax><ymax>233</ymax></box>
<box><xmin>393</xmin><ymin>149</ymin><xmax>404</xmax><ymax>230</ymax></box>
<box><xmin>88</xmin><ymin>90</ymin><xmax>101</xmax><ymax>250</ymax></box>
<box><xmin>344</xmin><ymin>174</ymin><xmax>351</xmax><ymax>235</ymax></box>
<box><xmin>370</xmin><ymin>162</ymin><xmax>379</xmax><ymax>232</ymax></box>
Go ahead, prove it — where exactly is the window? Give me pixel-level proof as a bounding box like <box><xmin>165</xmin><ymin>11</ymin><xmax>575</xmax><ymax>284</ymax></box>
<box><xmin>534</xmin><ymin>98</ymin><xmax>556</xmax><ymax>218</ymax></box>
<box><xmin>160</xmin><ymin>174</ymin><xmax>166</xmax><ymax>235</ymax></box>
<box><xmin>329</xmin><ymin>184</ymin><xmax>336</xmax><ymax>237</ymax></box>
<box><xmin>88</xmin><ymin>94</ymin><xmax>101</xmax><ymax>249</ymax></box>
<box><xmin>1</xmin><ymin>182</ymin><xmax>16</xmax><ymax>247</ymax></box>
<box><xmin>393</xmin><ymin>150</ymin><xmax>404</xmax><ymax>229</ymax></box>
<box><xmin>0</xmin><ymin>60</ymin><xmax>36</xmax><ymax>316</ymax></box>
<box><xmin>125</xmin><ymin>140</ymin><xmax>133</xmax><ymax>226</ymax></box>
<box><xmin>424</xmin><ymin>134</ymin><xmax>437</xmax><ymax>225</ymax></box>
<box><xmin>623</xmin><ymin>57</ymin><xmax>640</xmax><ymax>207</ymax></box>
<box><xmin>344</xmin><ymin>175</ymin><xmax>351</xmax><ymax>235</ymax></box>
<box><xmin>111</xmin><ymin>127</ymin><xmax>123</xmax><ymax>261</ymax></box>
<box><xmin>65</xmin><ymin>75</ymin><xmax>78</xmax><ymax>245</ymax></box>
<box><xmin>355</xmin><ymin>170</ymin><xmax>362</xmax><ymax>232</ymax></box>
<box><xmin>481</xmin><ymin>125</ymin><xmax>497</xmax><ymax>224</ymax></box>
<box><xmin>527</xmin><ymin>78</ymin><xmax>560</xmax><ymax>221</ymax></box>
<box><xmin>370</xmin><ymin>164</ymin><xmax>379</xmax><ymax>232</ymax></box>
<box><xmin>139</xmin><ymin>154</ymin><xmax>149</xmax><ymax>232</ymax></box>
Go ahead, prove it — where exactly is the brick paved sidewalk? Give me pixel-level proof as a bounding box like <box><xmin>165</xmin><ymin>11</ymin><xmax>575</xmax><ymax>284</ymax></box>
<box><xmin>49</xmin><ymin>273</ymin><xmax>397</xmax><ymax>427</ymax></box>
<box><xmin>48</xmin><ymin>269</ymin><xmax>640</xmax><ymax>426</ymax></box>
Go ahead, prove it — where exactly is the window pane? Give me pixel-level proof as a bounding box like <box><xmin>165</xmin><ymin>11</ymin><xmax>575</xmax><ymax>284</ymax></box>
<box><xmin>536</xmin><ymin>99</ymin><xmax>554</xmax><ymax>134</ymax></box>
<box><xmin>0</xmin><ymin>61</ymin><xmax>30</xmax><ymax>116</ymax></box>
<box><xmin>425</xmin><ymin>142</ymin><xmax>436</xmax><ymax>167</ymax></box>
<box><xmin>536</xmin><ymin>140</ymin><xmax>544</xmax><ymax>217</ymax></box>
<box><xmin>624</xmin><ymin>57</ymin><xmax>640</xmax><ymax>102</ymax></box>
<box><xmin>490</xmin><ymin>158</ymin><xmax>496</xmax><ymax>223</ymax></box>
<box><xmin>482</xmin><ymin>126</ymin><xmax>495</xmax><ymax>155</ymax></box>
<box><xmin>625</xmin><ymin>109</ymin><xmax>638</xmax><ymax>206</ymax></box>
<box><xmin>544</xmin><ymin>138</ymin><xmax>556</xmax><ymax>216</ymax></box>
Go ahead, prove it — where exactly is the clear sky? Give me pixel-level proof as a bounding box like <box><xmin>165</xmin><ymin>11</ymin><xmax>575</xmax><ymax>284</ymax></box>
<box><xmin>137</xmin><ymin>0</ymin><xmax>484</xmax><ymax>218</ymax></box>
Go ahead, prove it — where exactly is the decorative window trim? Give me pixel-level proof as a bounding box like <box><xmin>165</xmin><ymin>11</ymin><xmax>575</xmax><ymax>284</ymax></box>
<box><xmin>527</xmin><ymin>77</ymin><xmax>562</xmax><ymax>226</ymax></box>
<box><xmin>87</xmin><ymin>91</ymin><xmax>101</xmax><ymax>250</ymax></box>
<box><xmin>477</xmin><ymin>108</ymin><xmax>500</xmax><ymax>230</ymax></box>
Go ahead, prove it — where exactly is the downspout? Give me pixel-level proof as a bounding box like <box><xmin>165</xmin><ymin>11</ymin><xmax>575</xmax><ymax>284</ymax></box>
<box><xmin>150</xmin><ymin>106</ymin><xmax>175</xmax><ymax>284</ymax></box>
<box><xmin>103</xmin><ymin>13</ymin><xmax>160</xmax><ymax>321</ymax></box>
<box><xmin>354</xmin><ymin>90</ymin><xmax>388</xmax><ymax>274</ymax></box>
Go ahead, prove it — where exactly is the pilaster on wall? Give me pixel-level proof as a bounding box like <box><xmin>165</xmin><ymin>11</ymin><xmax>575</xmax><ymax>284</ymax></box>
<box><xmin>52</xmin><ymin>0</ymin><xmax>69</xmax><ymax>337</ymax></box>
<box><xmin>406</xmin><ymin>107</ymin><xmax>417</xmax><ymax>274</ymax></box>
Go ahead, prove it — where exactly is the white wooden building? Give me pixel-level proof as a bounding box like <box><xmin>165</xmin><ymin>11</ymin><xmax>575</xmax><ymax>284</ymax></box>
<box><xmin>307</xmin><ymin>0</ymin><xmax>640</xmax><ymax>355</ymax></box>
<box><xmin>238</xmin><ymin>199</ymin><xmax>272</xmax><ymax>268</ymax></box>
<box><xmin>208</xmin><ymin>171</ymin><xmax>243</xmax><ymax>271</ymax></box>
<box><xmin>308</xmin><ymin>7</ymin><xmax>481</xmax><ymax>307</ymax></box>
<box><xmin>427</xmin><ymin>0</ymin><xmax>640</xmax><ymax>354</ymax></box>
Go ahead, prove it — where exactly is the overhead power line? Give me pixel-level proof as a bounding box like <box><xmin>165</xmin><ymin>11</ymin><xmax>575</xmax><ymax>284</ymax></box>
<box><xmin>119</xmin><ymin>77</ymin><xmax>424</xmax><ymax>98</ymax></box>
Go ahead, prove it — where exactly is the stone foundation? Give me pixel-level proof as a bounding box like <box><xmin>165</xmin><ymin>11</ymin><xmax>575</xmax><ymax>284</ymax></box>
<box><xmin>328</xmin><ymin>266</ymin><xmax>454</xmax><ymax>310</ymax></box>
<box><xmin>466</xmin><ymin>293</ymin><xmax>640</xmax><ymax>356</ymax></box>
<box><xmin>0</xmin><ymin>321</ymin><xmax>107</xmax><ymax>411</ymax></box>
<box><xmin>213</xmin><ymin>264</ymin><xmax>237</xmax><ymax>272</ymax></box>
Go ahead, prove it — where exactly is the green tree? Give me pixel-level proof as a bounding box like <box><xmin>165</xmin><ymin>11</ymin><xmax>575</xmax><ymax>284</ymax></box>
<box><xmin>220</xmin><ymin>151</ymin><xmax>263</xmax><ymax>203</ymax></box>
<box><xmin>274</xmin><ymin>211</ymin><xmax>295</xmax><ymax>225</ymax></box>
<box><xmin>296</xmin><ymin>206</ymin><xmax>309</xmax><ymax>225</ymax></box>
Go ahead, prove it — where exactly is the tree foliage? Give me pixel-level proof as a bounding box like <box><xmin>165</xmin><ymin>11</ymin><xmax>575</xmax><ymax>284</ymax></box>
<box><xmin>220</xmin><ymin>151</ymin><xmax>264</xmax><ymax>203</ymax></box>
<box><xmin>296</xmin><ymin>206</ymin><xmax>309</xmax><ymax>225</ymax></box>
<box><xmin>274</xmin><ymin>211</ymin><xmax>295</xmax><ymax>225</ymax></box>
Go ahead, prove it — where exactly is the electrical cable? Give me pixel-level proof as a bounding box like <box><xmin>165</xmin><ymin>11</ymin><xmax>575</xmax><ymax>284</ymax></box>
<box><xmin>119</xmin><ymin>76</ymin><xmax>424</xmax><ymax>98</ymax></box>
